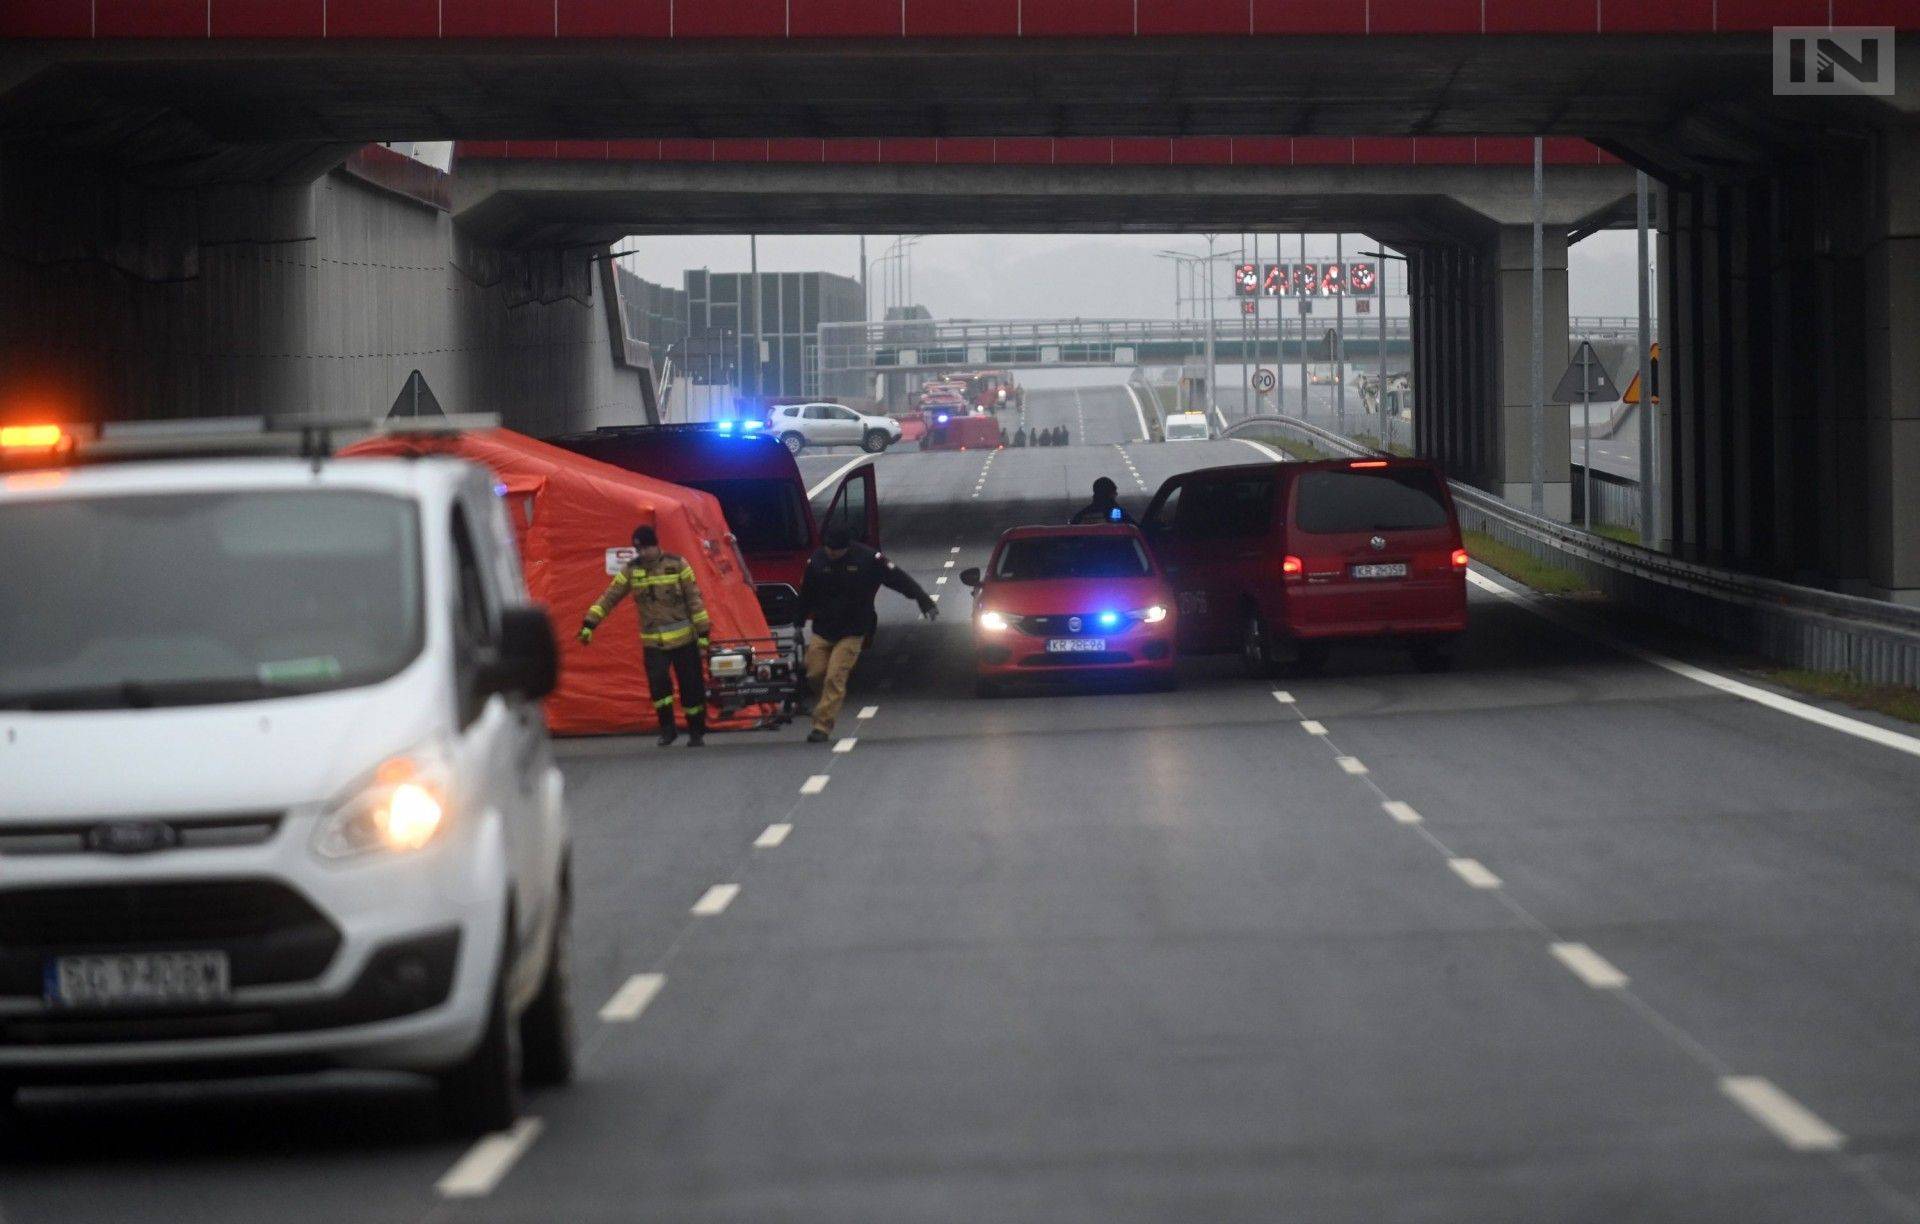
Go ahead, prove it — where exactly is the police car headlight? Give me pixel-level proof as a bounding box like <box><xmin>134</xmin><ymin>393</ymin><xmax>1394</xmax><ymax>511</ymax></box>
<box><xmin>314</xmin><ymin>747</ymin><xmax>452</xmax><ymax>860</ymax></box>
<box><xmin>1132</xmin><ymin>605</ymin><xmax>1169</xmax><ymax>624</ymax></box>
<box><xmin>977</xmin><ymin>610</ymin><xmax>1010</xmax><ymax>632</ymax></box>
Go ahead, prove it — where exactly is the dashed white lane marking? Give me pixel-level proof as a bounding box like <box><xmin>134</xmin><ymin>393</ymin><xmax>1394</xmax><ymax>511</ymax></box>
<box><xmin>1382</xmin><ymin>800</ymin><xmax>1423</xmax><ymax>824</ymax></box>
<box><xmin>1336</xmin><ymin>756</ymin><xmax>1368</xmax><ymax>775</ymax></box>
<box><xmin>805</xmin><ymin>454</ymin><xmax>873</xmax><ymax>501</ymax></box>
<box><xmin>1448</xmin><ymin>858</ymin><xmax>1503</xmax><ymax>889</ymax></box>
<box><xmin>436</xmin><ymin>1118</ymin><xmax>545</xmax><ymax>1199</ymax></box>
<box><xmin>1720</xmin><ymin>1077</ymin><xmax>1846</xmax><ymax>1151</ymax></box>
<box><xmin>944</xmin><ymin>560</ymin><xmax>955</xmax><ymax>568</ymax></box>
<box><xmin>598</xmin><ymin>973</ymin><xmax>665</xmax><ymax>1022</ymax></box>
<box><xmin>1300</xmin><ymin>720</ymin><xmax>1328</xmax><ymax>735</ymax></box>
<box><xmin>1271</xmin><ymin>690</ymin><xmax>1295</xmax><ymax>704</ymax></box>
<box><xmin>1550</xmin><ymin>942</ymin><xmax>1629</xmax><ymax>989</ymax></box>
<box><xmin>950</xmin><ymin>546</ymin><xmax>961</xmax><ymax>554</ymax></box>
<box><xmin>857</xmin><ymin>706</ymin><xmax>879</xmax><ymax>719</ymax></box>
<box><xmin>833</xmin><ymin>737</ymin><xmax>857</xmax><ymax>754</ymax></box>
<box><xmin>936</xmin><ymin>576</ymin><xmax>947</xmax><ymax>584</ymax></box>
<box><xmin>754</xmin><ymin>823</ymin><xmax>792</xmax><ymax>848</ymax></box>
<box><xmin>800</xmin><ymin>774</ymin><xmax>831</xmax><ymax>794</ymax></box>
<box><xmin>691</xmin><ymin>883</ymin><xmax>739</xmax><ymax>916</ymax></box>
<box><xmin>1466</xmin><ymin>568</ymin><xmax>1920</xmax><ymax>761</ymax></box>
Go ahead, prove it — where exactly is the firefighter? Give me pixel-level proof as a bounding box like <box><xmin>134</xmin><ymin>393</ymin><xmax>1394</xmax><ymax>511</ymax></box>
<box><xmin>577</xmin><ymin>524</ymin><xmax>712</xmax><ymax>747</ymax></box>
<box><xmin>796</xmin><ymin>524</ymin><xmax>937</xmax><ymax>743</ymax></box>
<box><xmin>1071</xmin><ymin>476</ymin><xmax>1135</xmax><ymax>525</ymax></box>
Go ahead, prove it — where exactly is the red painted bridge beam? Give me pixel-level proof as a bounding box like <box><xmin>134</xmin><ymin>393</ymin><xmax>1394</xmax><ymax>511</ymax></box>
<box><xmin>5</xmin><ymin>0</ymin><xmax>1914</xmax><ymax>39</ymax></box>
<box><xmin>453</xmin><ymin>136</ymin><xmax>1621</xmax><ymax>166</ymax></box>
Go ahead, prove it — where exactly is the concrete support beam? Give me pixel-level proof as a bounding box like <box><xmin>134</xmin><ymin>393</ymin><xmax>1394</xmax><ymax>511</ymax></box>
<box><xmin>1488</xmin><ymin>225</ymin><xmax>1572</xmax><ymax>520</ymax></box>
<box><xmin>1863</xmin><ymin>125</ymin><xmax>1920</xmax><ymax>605</ymax></box>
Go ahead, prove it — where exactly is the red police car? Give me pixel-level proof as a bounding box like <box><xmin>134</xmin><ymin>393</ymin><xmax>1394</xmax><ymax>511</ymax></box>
<box><xmin>960</xmin><ymin>523</ymin><xmax>1177</xmax><ymax>696</ymax></box>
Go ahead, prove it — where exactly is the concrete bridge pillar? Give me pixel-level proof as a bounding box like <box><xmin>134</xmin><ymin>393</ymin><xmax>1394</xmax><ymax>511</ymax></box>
<box><xmin>1489</xmin><ymin>224</ymin><xmax>1572</xmax><ymax>519</ymax></box>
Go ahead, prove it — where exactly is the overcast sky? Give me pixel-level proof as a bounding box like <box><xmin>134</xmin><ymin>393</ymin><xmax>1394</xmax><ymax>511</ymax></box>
<box><xmin>614</xmin><ymin>230</ymin><xmax>1649</xmax><ymax>321</ymax></box>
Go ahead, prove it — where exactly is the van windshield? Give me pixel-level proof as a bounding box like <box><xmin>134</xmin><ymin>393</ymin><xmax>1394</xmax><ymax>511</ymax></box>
<box><xmin>1294</xmin><ymin>468</ymin><xmax>1450</xmax><ymax>534</ymax></box>
<box><xmin>0</xmin><ymin>489</ymin><xmax>423</xmax><ymax>710</ymax></box>
<box><xmin>994</xmin><ymin>536</ymin><xmax>1152</xmax><ymax>580</ymax></box>
<box><xmin>683</xmin><ymin>478</ymin><xmax>811</xmax><ymax>554</ymax></box>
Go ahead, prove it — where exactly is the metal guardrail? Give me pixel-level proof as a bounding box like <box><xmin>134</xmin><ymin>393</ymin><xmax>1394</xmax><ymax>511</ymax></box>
<box><xmin>1223</xmin><ymin>414</ymin><xmax>1920</xmax><ymax>688</ymax></box>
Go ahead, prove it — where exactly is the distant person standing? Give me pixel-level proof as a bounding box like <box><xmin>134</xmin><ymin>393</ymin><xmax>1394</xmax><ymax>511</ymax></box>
<box><xmin>1071</xmin><ymin>476</ymin><xmax>1135</xmax><ymax>525</ymax></box>
<box><xmin>796</xmin><ymin>524</ymin><xmax>937</xmax><ymax>743</ymax></box>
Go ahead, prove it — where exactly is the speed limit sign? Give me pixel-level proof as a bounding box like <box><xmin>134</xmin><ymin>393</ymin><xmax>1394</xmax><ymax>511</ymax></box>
<box><xmin>1251</xmin><ymin>368</ymin><xmax>1277</xmax><ymax>393</ymax></box>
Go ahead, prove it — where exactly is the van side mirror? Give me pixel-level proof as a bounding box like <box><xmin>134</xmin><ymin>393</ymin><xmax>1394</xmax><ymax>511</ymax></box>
<box><xmin>959</xmin><ymin>567</ymin><xmax>982</xmax><ymax>589</ymax></box>
<box><xmin>484</xmin><ymin>606</ymin><xmax>559</xmax><ymax>700</ymax></box>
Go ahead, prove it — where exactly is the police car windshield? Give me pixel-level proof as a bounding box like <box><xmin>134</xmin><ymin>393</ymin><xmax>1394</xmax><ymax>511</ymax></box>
<box><xmin>682</xmin><ymin>478</ymin><xmax>810</xmax><ymax>553</ymax></box>
<box><xmin>0</xmin><ymin>490</ymin><xmax>423</xmax><ymax>709</ymax></box>
<box><xmin>993</xmin><ymin>536</ymin><xmax>1151</xmax><ymax>581</ymax></box>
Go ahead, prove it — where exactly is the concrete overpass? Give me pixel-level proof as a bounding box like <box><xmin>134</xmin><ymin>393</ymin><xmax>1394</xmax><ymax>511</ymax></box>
<box><xmin>0</xmin><ymin>6</ymin><xmax>1915</xmax><ymax>598</ymax></box>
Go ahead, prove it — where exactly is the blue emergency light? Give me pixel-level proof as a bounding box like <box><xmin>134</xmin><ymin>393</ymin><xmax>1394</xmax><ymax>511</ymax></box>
<box><xmin>1098</xmin><ymin>611</ymin><xmax>1121</xmax><ymax>629</ymax></box>
<box><xmin>1109</xmin><ymin>507</ymin><xmax>1123</xmax><ymax>522</ymax></box>
<box><xmin>715</xmin><ymin>420</ymin><xmax>735</xmax><ymax>433</ymax></box>
<box><xmin>936</xmin><ymin>413</ymin><xmax>950</xmax><ymax>424</ymax></box>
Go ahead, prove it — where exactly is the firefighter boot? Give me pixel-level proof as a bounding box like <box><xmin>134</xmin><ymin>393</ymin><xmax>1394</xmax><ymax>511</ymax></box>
<box><xmin>655</xmin><ymin>708</ymin><xmax>679</xmax><ymax>747</ymax></box>
<box><xmin>685</xmin><ymin>709</ymin><xmax>707</xmax><ymax>748</ymax></box>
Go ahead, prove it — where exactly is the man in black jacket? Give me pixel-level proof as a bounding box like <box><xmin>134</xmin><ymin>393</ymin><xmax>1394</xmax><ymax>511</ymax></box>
<box><xmin>1071</xmin><ymin>476</ymin><xmax>1136</xmax><ymax>525</ymax></box>
<box><xmin>797</xmin><ymin>524</ymin><xmax>938</xmax><ymax>742</ymax></box>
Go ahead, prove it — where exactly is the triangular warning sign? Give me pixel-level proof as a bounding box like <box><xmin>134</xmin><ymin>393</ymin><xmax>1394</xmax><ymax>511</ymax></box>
<box><xmin>1551</xmin><ymin>341</ymin><xmax>1620</xmax><ymax>402</ymax></box>
<box><xmin>387</xmin><ymin>369</ymin><xmax>446</xmax><ymax>419</ymax></box>
<box><xmin>1622</xmin><ymin>342</ymin><xmax>1661</xmax><ymax>405</ymax></box>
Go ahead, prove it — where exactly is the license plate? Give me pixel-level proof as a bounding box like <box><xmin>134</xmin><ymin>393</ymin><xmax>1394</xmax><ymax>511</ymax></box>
<box><xmin>1052</xmin><ymin>636</ymin><xmax>1113</xmax><ymax>656</ymax></box>
<box><xmin>46</xmin><ymin>951</ymin><xmax>230</xmax><ymax>1009</ymax></box>
<box><xmin>1350</xmin><ymin>563</ymin><xmax>1408</xmax><ymax>580</ymax></box>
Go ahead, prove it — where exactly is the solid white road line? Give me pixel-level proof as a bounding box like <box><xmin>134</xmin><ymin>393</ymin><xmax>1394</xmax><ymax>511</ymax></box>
<box><xmin>1123</xmin><ymin>384</ymin><xmax>1151</xmax><ymax>440</ymax></box>
<box><xmin>1337</xmin><ymin>756</ymin><xmax>1368</xmax><ymax>775</ymax></box>
<box><xmin>1271</xmin><ymin>690</ymin><xmax>1295</xmax><ymax>704</ymax></box>
<box><xmin>754</xmin><ymin>823</ymin><xmax>792</xmax><ymax>848</ymax></box>
<box><xmin>805</xmin><ymin>454</ymin><xmax>872</xmax><ymax>501</ymax></box>
<box><xmin>598</xmin><ymin>973</ymin><xmax>665</xmax><ymax>1022</ymax></box>
<box><xmin>1236</xmin><ymin>438</ymin><xmax>1288</xmax><ymax>464</ymax></box>
<box><xmin>1301</xmin><ymin>720</ymin><xmax>1328</xmax><ymax>735</ymax></box>
<box><xmin>1449</xmin><ymin>858</ymin><xmax>1503</xmax><ymax>888</ymax></box>
<box><xmin>1382</xmin><ymin>800</ymin><xmax>1424</xmax><ymax>824</ymax></box>
<box><xmin>1720</xmin><ymin>1076</ymin><xmax>1846</xmax><ymax>1151</ymax></box>
<box><xmin>436</xmin><ymin>1118</ymin><xmax>545</xmax><ymax>1199</ymax></box>
<box><xmin>800</xmin><ymin>774</ymin><xmax>831</xmax><ymax>794</ymax></box>
<box><xmin>1466</xmin><ymin>568</ymin><xmax>1920</xmax><ymax>761</ymax></box>
<box><xmin>691</xmin><ymin>883</ymin><xmax>740</xmax><ymax>916</ymax></box>
<box><xmin>833</xmin><ymin>737</ymin><xmax>857</xmax><ymax>754</ymax></box>
<box><xmin>857</xmin><ymin>705</ymin><xmax>878</xmax><ymax>719</ymax></box>
<box><xmin>1550</xmin><ymin>942</ymin><xmax>1629</xmax><ymax>989</ymax></box>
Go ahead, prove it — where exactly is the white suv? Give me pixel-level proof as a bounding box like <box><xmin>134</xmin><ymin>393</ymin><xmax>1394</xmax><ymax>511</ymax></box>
<box><xmin>769</xmin><ymin>402</ymin><xmax>902</xmax><ymax>455</ymax></box>
<box><xmin>0</xmin><ymin>442</ymin><xmax>571</xmax><ymax>1135</ymax></box>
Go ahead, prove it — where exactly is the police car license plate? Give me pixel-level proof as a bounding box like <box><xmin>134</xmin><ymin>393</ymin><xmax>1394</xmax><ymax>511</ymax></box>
<box><xmin>1047</xmin><ymin>638</ymin><xmax>1106</xmax><ymax>653</ymax></box>
<box><xmin>1351</xmin><ymin>563</ymin><xmax>1408</xmax><ymax>579</ymax></box>
<box><xmin>47</xmin><ymin>951</ymin><xmax>230</xmax><ymax>1009</ymax></box>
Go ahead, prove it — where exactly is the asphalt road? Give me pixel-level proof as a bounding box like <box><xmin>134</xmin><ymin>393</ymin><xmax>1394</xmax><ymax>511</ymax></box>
<box><xmin>7</xmin><ymin>384</ymin><xmax>1920</xmax><ymax>1223</ymax></box>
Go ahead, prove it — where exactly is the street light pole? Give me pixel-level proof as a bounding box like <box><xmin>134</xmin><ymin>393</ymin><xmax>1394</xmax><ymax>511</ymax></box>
<box><xmin>1378</xmin><ymin>254</ymin><xmax>1389</xmax><ymax>451</ymax></box>
<box><xmin>1636</xmin><ymin>172</ymin><xmax>1656</xmax><ymax>548</ymax></box>
<box><xmin>1205</xmin><ymin>233</ymin><xmax>1219</xmax><ymax>422</ymax></box>
<box><xmin>1335</xmin><ymin>231</ymin><xmax>1346</xmax><ymax>435</ymax></box>
<box><xmin>1530</xmin><ymin>136</ymin><xmax>1546</xmax><ymax>517</ymax></box>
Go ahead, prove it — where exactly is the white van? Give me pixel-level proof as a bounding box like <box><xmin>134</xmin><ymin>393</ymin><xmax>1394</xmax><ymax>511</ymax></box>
<box><xmin>1163</xmin><ymin>411</ymin><xmax>1212</xmax><ymax>442</ymax></box>
<box><xmin>0</xmin><ymin>427</ymin><xmax>571</xmax><ymax>1135</ymax></box>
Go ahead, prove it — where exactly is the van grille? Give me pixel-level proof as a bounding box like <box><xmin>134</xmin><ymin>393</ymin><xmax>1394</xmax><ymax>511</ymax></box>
<box><xmin>0</xmin><ymin>814</ymin><xmax>280</xmax><ymax>857</ymax></box>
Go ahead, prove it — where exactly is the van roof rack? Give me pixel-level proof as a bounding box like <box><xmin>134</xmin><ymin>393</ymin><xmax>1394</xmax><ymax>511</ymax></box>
<box><xmin>1</xmin><ymin>414</ymin><xmax>499</xmax><ymax>470</ymax></box>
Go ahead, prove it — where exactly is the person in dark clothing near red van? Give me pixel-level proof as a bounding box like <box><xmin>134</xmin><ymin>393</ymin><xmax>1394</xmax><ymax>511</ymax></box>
<box><xmin>796</xmin><ymin>524</ymin><xmax>938</xmax><ymax>742</ymax></box>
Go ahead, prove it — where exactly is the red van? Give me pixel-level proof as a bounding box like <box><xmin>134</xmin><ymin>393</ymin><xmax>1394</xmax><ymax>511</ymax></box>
<box><xmin>1141</xmin><ymin>457</ymin><xmax>1468</xmax><ymax>672</ymax></box>
<box><xmin>550</xmin><ymin>423</ymin><xmax>879</xmax><ymax>612</ymax></box>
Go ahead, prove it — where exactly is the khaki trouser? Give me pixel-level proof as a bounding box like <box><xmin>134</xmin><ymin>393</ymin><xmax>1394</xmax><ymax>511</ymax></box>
<box><xmin>804</xmin><ymin>634</ymin><xmax>864</xmax><ymax>733</ymax></box>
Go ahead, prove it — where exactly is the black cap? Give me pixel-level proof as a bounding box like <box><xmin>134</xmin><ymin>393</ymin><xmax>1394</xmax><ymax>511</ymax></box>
<box><xmin>822</xmin><ymin>524</ymin><xmax>853</xmax><ymax>549</ymax></box>
<box><xmin>631</xmin><ymin>524</ymin><xmax>659</xmax><ymax>548</ymax></box>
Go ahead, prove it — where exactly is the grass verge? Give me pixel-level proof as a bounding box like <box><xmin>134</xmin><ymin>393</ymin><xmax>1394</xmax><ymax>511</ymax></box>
<box><xmin>1461</xmin><ymin>530</ymin><xmax>1594</xmax><ymax>597</ymax></box>
<box><xmin>1757</xmin><ymin>668</ymin><xmax>1920</xmax><ymax>725</ymax></box>
<box><xmin>1351</xmin><ymin>432</ymin><xmax>1414</xmax><ymax>457</ymax></box>
<box><xmin>1232</xmin><ymin>424</ymin><xmax>1334</xmax><ymax>461</ymax></box>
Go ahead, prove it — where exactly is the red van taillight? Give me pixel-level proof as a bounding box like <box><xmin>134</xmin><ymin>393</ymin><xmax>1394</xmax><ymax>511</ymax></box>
<box><xmin>1281</xmin><ymin>555</ymin><xmax>1305</xmax><ymax>581</ymax></box>
<box><xmin>1451</xmin><ymin>548</ymin><xmax>1470</xmax><ymax>570</ymax></box>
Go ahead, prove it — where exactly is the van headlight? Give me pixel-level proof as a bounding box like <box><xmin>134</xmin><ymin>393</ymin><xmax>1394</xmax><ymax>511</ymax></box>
<box><xmin>314</xmin><ymin>748</ymin><xmax>452</xmax><ymax>860</ymax></box>
<box><xmin>977</xmin><ymin>610</ymin><xmax>1010</xmax><ymax>632</ymax></box>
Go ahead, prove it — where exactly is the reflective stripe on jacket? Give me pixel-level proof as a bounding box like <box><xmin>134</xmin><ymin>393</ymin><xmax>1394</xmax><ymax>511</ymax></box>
<box><xmin>584</xmin><ymin>553</ymin><xmax>712</xmax><ymax>649</ymax></box>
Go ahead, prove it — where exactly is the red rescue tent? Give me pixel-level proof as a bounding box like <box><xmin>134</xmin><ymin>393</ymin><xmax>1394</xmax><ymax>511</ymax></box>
<box><xmin>341</xmin><ymin>427</ymin><xmax>773</xmax><ymax>735</ymax></box>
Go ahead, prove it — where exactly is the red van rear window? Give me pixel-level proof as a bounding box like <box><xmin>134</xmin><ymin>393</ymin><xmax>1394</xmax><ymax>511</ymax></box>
<box><xmin>1295</xmin><ymin>468</ymin><xmax>1450</xmax><ymax>534</ymax></box>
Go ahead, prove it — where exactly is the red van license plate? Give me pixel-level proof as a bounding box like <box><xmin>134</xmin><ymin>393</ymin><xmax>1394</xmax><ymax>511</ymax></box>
<box><xmin>1351</xmin><ymin>563</ymin><xmax>1408</xmax><ymax>579</ymax></box>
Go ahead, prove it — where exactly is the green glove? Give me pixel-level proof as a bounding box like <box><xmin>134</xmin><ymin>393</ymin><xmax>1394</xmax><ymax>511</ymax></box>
<box><xmin>577</xmin><ymin>625</ymin><xmax>594</xmax><ymax>645</ymax></box>
<box><xmin>698</xmin><ymin>636</ymin><xmax>710</xmax><ymax>650</ymax></box>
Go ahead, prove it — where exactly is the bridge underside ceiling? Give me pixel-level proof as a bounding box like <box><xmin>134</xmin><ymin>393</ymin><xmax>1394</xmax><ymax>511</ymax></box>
<box><xmin>452</xmin><ymin>163</ymin><xmax>1638</xmax><ymax>246</ymax></box>
<box><xmin>1</xmin><ymin>35</ymin><xmax>1911</xmax><ymax>182</ymax></box>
